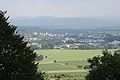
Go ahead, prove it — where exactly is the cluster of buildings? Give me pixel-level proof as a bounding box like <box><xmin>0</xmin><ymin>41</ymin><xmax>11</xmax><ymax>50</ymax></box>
<box><xmin>21</xmin><ymin>31</ymin><xmax>120</xmax><ymax>49</ymax></box>
<box><xmin>33</xmin><ymin>32</ymin><xmax>65</xmax><ymax>37</ymax></box>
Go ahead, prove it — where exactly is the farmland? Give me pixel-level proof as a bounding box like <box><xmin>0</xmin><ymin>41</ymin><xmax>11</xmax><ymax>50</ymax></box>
<box><xmin>35</xmin><ymin>49</ymin><xmax>117</xmax><ymax>79</ymax></box>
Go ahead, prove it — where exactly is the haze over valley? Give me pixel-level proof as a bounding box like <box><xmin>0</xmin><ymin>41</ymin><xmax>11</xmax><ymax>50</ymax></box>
<box><xmin>10</xmin><ymin>17</ymin><xmax>120</xmax><ymax>29</ymax></box>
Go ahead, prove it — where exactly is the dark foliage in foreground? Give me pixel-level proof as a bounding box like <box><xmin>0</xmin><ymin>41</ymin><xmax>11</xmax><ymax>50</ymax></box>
<box><xmin>86</xmin><ymin>50</ymin><xmax>120</xmax><ymax>80</ymax></box>
<box><xmin>0</xmin><ymin>11</ymin><xmax>44</xmax><ymax>80</ymax></box>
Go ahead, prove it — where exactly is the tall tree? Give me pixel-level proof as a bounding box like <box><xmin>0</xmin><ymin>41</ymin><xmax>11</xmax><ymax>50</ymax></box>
<box><xmin>0</xmin><ymin>11</ymin><xmax>44</xmax><ymax>80</ymax></box>
<box><xmin>86</xmin><ymin>50</ymin><xmax>120</xmax><ymax>80</ymax></box>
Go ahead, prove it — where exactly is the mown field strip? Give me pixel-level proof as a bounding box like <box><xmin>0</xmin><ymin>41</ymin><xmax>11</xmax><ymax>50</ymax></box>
<box><xmin>46</xmin><ymin>69</ymin><xmax>87</xmax><ymax>73</ymax></box>
<box><xmin>36</xmin><ymin>49</ymin><xmax>117</xmax><ymax>74</ymax></box>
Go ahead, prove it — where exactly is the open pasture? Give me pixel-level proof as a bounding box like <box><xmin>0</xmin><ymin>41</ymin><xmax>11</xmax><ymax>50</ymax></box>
<box><xmin>35</xmin><ymin>49</ymin><xmax>116</xmax><ymax>80</ymax></box>
<box><xmin>36</xmin><ymin>49</ymin><xmax>116</xmax><ymax>73</ymax></box>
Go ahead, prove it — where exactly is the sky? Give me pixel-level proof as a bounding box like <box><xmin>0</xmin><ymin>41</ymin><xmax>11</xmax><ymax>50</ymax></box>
<box><xmin>0</xmin><ymin>0</ymin><xmax>120</xmax><ymax>18</ymax></box>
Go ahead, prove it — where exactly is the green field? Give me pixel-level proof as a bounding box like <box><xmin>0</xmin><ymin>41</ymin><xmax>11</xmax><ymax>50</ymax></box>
<box><xmin>35</xmin><ymin>49</ymin><xmax>117</xmax><ymax>79</ymax></box>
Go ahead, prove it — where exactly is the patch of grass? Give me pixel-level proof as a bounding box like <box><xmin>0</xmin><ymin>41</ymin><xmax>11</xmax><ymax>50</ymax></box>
<box><xmin>36</xmin><ymin>49</ymin><xmax>116</xmax><ymax>74</ymax></box>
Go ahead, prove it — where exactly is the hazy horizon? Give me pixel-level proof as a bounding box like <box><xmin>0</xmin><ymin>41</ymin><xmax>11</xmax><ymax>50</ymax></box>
<box><xmin>1</xmin><ymin>0</ymin><xmax>120</xmax><ymax>18</ymax></box>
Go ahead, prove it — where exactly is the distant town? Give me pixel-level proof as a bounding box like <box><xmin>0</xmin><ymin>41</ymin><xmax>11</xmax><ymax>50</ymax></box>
<box><xmin>18</xmin><ymin>28</ymin><xmax>120</xmax><ymax>50</ymax></box>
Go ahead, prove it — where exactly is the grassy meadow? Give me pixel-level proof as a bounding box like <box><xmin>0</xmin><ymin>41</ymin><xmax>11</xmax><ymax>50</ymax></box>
<box><xmin>35</xmin><ymin>49</ymin><xmax>117</xmax><ymax>79</ymax></box>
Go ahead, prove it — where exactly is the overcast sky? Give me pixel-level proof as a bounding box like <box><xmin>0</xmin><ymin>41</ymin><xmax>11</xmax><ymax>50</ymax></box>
<box><xmin>0</xmin><ymin>0</ymin><xmax>120</xmax><ymax>18</ymax></box>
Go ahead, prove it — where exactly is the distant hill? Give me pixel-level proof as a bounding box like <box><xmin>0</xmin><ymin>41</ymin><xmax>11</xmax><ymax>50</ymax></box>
<box><xmin>10</xmin><ymin>17</ymin><xmax>119</xmax><ymax>29</ymax></box>
<box><xmin>17</xmin><ymin>26</ymin><xmax>120</xmax><ymax>34</ymax></box>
